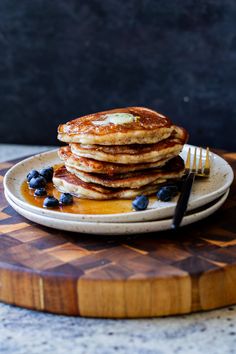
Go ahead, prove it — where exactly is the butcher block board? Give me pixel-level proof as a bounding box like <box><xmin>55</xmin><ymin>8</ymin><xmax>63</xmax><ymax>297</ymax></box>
<box><xmin>0</xmin><ymin>151</ymin><xmax>235</xmax><ymax>318</ymax></box>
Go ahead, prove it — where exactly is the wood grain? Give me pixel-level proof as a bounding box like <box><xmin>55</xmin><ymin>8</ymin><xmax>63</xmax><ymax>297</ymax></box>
<box><xmin>0</xmin><ymin>151</ymin><xmax>235</xmax><ymax>318</ymax></box>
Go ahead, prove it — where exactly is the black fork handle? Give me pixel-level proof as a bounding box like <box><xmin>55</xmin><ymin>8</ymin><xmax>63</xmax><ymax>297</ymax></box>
<box><xmin>172</xmin><ymin>172</ymin><xmax>195</xmax><ymax>229</ymax></box>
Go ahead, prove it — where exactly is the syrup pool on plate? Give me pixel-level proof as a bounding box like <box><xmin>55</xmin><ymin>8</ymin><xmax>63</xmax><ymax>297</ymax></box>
<box><xmin>21</xmin><ymin>176</ymin><xmax>156</xmax><ymax>215</ymax></box>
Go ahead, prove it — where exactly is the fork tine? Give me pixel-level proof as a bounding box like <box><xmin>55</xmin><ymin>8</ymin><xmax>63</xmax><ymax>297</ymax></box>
<box><xmin>198</xmin><ymin>147</ymin><xmax>203</xmax><ymax>174</ymax></box>
<box><xmin>185</xmin><ymin>148</ymin><xmax>191</xmax><ymax>174</ymax></box>
<box><xmin>203</xmin><ymin>147</ymin><xmax>210</xmax><ymax>176</ymax></box>
<box><xmin>192</xmin><ymin>148</ymin><xmax>197</xmax><ymax>173</ymax></box>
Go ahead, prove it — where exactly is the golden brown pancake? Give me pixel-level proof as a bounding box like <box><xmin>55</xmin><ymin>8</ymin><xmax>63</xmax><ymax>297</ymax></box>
<box><xmin>53</xmin><ymin>157</ymin><xmax>184</xmax><ymax>199</ymax></box>
<box><xmin>58</xmin><ymin>107</ymin><xmax>175</xmax><ymax>145</ymax></box>
<box><xmin>53</xmin><ymin>165</ymin><xmax>171</xmax><ymax>200</ymax></box>
<box><xmin>65</xmin><ymin>156</ymin><xmax>185</xmax><ymax>189</ymax></box>
<box><xmin>70</xmin><ymin>126</ymin><xmax>188</xmax><ymax>164</ymax></box>
<box><xmin>59</xmin><ymin>146</ymin><xmax>170</xmax><ymax>175</ymax></box>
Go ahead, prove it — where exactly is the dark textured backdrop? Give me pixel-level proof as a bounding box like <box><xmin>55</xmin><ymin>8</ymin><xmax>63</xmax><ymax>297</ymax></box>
<box><xmin>0</xmin><ymin>0</ymin><xmax>235</xmax><ymax>149</ymax></box>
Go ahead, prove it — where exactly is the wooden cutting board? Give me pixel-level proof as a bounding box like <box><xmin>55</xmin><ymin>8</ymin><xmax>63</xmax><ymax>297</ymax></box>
<box><xmin>0</xmin><ymin>151</ymin><xmax>235</xmax><ymax>318</ymax></box>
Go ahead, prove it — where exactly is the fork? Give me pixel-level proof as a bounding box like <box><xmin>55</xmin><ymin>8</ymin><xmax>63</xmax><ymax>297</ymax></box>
<box><xmin>172</xmin><ymin>147</ymin><xmax>210</xmax><ymax>229</ymax></box>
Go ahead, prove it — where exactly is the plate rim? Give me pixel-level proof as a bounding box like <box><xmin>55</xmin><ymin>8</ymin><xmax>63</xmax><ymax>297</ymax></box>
<box><xmin>4</xmin><ymin>188</ymin><xmax>229</xmax><ymax>235</ymax></box>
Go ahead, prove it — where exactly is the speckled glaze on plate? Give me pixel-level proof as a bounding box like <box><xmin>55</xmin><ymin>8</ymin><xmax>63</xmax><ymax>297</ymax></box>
<box><xmin>4</xmin><ymin>189</ymin><xmax>229</xmax><ymax>235</ymax></box>
<box><xmin>3</xmin><ymin>145</ymin><xmax>233</xmax><ymax>223</ymax></box>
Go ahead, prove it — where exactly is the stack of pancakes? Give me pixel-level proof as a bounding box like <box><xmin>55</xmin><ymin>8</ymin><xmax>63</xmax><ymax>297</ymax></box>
<box><xmin>53</xmin><ymin>107</ymin><xmax>188</xmax><ymax>199</ymax></box>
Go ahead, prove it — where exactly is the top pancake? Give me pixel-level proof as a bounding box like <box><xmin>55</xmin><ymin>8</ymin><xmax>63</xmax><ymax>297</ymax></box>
<box><xmin>58</xmin><ymin>107</ymin><xmax>175</xmax><ymax>145</ymax></box>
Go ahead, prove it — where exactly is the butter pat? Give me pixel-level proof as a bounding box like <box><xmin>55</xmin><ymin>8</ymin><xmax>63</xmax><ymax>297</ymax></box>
<box><xmin>93</xmin><ymin>113</ymin><xmax>138</xmax><ymax>126</ymax></box>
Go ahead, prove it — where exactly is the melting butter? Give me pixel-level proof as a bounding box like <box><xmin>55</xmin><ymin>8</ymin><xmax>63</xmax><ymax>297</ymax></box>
<box><xmin>93</xmin><ymin>113</ymin><xmax>138</xmax><ymax>126</ymax></box>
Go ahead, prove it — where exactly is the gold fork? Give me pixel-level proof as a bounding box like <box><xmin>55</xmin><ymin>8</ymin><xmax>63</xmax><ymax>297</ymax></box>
<box><xmin>185</xmin><ymin>147</ymin><xmax>210</xmax><ymax>177</ymax></box>
<box><xmin>172</xmin><ymin>147</ymin><xmax>211</xmax><ymax>229</ymax></box>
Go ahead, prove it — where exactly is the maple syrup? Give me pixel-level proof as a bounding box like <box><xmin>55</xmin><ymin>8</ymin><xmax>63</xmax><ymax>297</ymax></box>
<box><xmin>21</xmin><ymin>180</ymin><xmax>144</xmax><ymax>215</ymax></box>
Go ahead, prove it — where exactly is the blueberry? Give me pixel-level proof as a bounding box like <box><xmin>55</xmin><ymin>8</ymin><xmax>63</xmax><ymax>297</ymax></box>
<box><xmin>34</xmin><ymin>188</ymin><xmax>47</xmax><ymax>197</ymax></box>
<box><xmin>40</xmin><ymin>167</ymin><xmax>54</xmax><ymax>182</ymax></box>
<box><xmin>29</xmin><ymin>176</ymin><xmax>47</xmax><ymax>189</ymax></box>
<box><xmin>43</xmin><ymin>196</ymin><xmax>59</xmax><ymax>208</ymax></box>
<box><xmin>27</xmin><ymin>169</ymin><xmax>40</xmax><ymax>182</ymax></box>
<box><xmin>132</xmin><ymin>195</ymin><xmax>149</xmax><ymax>211</ymax></box>
<box><xmin>59</xmin><ymin>193</ymin><xmax>73</xmax><ymax>205</ymax></box>
<box><xmin>157</xmin><ymin>185</ymin><xmax>178</xmax><ymax>202</ymax></box>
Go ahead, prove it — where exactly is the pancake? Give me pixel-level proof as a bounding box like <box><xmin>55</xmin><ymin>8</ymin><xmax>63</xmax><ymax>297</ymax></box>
<box><xmin>58</xmin><ymin>107</ymin><xmax>175</xmax><ymax>145</ymax></box>
<box><xmin>59</xmin><ymin>146</ymin><xmax>170</xmax><ymax>175</ymax></box>
<box><xmin>65</xmin><ymin>156</ymin><xmax>185</xmax><ymax>189</ymax></box>
<box><xmin>70</xmin><ymin>126</ymin><xmax>188</xmax><ymax>164</ymax></box>
<box><xmin>56</xmin><ymin>106</ymin><xmax>188</xmax><ymax>200</ymax></box>
<box><xmin>53</xmin><ymin>165</ymin><xmax>171</xmax><ymax>200</ymax></box>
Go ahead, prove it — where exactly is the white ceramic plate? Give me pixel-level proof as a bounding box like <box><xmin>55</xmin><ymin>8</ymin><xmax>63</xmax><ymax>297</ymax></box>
<box><xmin>3</xmin><ymin>145</ymin><xmax>233</xmax><ymax>223</ymax></box>
<box><xmin>5</xmin><ymin>189</ymin><xmax>229</xmax><ymax>235</ymax></box>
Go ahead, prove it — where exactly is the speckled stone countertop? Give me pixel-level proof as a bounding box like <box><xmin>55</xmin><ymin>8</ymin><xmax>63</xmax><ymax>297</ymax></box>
<box><xmin>1</xmin><ymin>144</ymin><xmax>236</xmax><ymax>354</ymax></box>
